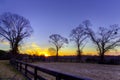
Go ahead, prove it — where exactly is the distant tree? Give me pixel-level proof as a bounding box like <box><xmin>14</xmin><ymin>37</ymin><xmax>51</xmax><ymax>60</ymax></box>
<box><xmin>70</xmin><ymin>24</ymin><xmax>88</xmax><ymax>61</ymax></box>
<box><xmin>48</xmin><ymin>47</ymin><xmax>56</xmax><ymax>56</ymax></box>
<box><xmin>0</xmin><ymin>12</ymin><xmax>33</xmax><ymax>55</ymax></box>
<box><xmin>83</xmin><ymin>20</ymin><xmax>120</xmax><ymax>63</ymax></box>
<box><xmin>49</xmin><ymin>34</ymin><xmax>68</xmax><ymax>61</ymax></box>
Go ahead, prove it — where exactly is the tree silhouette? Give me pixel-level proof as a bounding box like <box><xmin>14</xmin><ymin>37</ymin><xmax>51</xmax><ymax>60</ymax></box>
<box><xmin>49</xmin><ymin>34</ymin><xmax>68</xmax><ymax>61</ymax></box>
<box><xmin>0</xmin><ymin>12</ymin><xmax>33</xmax><ymax>54</ymax></box>
<box><xmin>70</xmin><ymin>24</ymin><xmax>88</xmax><ymax>61</ymax></box>
<box><xmin>84</xmin><ymin>20</ymin><xmax>120</xmax><ymax>63</ymax></box>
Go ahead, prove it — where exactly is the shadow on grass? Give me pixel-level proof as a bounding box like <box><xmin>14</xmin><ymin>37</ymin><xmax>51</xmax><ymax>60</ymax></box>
<box><xmin>0</xmin><ymin>60</ymin><xmax>26</xmax><ymax>80</ymax></box>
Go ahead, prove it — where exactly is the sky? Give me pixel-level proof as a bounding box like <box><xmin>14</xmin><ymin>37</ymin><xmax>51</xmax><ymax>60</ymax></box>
<box><xmin>0</xmin><ymin>0</ymin><xmax>120</xmax><ymax>56</ymax></box>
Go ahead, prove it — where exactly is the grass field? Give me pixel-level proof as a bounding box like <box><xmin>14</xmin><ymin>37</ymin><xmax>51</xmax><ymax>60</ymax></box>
<box><xmin>0</xmin><ymin>60</ymin><xmax>26</xmax><ymax>80</ymax></box>
<box><xmin>32</xmin><ymin>62</ymin><xmax>120</xmax><ymax>80</ymax></box>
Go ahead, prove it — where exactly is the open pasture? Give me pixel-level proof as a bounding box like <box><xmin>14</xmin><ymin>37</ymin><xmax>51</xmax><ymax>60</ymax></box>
<box><xmin>32</xmin><ymin>62</ymin><xmax>120</xmax><ymax>80</ymax></box>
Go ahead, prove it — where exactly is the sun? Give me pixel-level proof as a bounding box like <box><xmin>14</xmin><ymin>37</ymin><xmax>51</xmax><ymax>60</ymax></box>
<box><xmin>44</xmin><ymin>53</ymin><xmax>49</xmax><ymax>57</ymax></box>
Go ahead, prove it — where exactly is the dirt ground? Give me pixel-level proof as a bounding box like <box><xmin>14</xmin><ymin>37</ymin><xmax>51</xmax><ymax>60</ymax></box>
<box><xmin>0</xmin><ymin>60</ymin><xmax>26</xmax><ymax>80</ymax></box>
<box><xmin>32</xmin><ymin>62</ymin><xmax>120</xmax><ymax>80</ymax></box>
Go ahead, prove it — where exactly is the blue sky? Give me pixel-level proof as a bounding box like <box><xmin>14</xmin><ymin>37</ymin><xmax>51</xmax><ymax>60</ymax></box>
<box><xmin>0</xmin><ymin>0</ymin><xmax>120</xmax><ymax>55</ymax></box>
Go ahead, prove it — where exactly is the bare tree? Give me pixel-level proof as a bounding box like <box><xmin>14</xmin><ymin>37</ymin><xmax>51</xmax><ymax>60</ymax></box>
<box><xmin>0</xmin><ymin>12</ymin><xmax>33</xmax><ymax>55</ymax></box>
<box><xmin>83</xmin><ymin>20</ymin><xmax>120</xmax><ymax>63</ymax></box>
<box><xmin>49</xmin><ymin>34</ymin><xmax>68</xmax><ymax>61</ymax></box>
<box><xmin>70</xmin><ymin>24</ymin><xmax>88</xmax><ymax>61</ymax></box>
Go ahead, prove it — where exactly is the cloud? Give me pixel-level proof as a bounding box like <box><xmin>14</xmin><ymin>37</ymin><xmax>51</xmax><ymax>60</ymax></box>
<box><xmin>0</xmin><ymin>41</ymin><xmax>9</xmax><ymax>45</ymax></box>
<box><xmin>48</xmin><ymin>47</ymin><xmax>56</xmax><ymax>56</ymax></box>
<box><xmin>20</xmin><ymin>42</ymin><xmax>49</xmax><ymax>56</ymax></box>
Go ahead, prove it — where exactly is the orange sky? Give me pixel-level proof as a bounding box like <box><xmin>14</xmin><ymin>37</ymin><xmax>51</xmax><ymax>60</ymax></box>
<box><xmin>19</xmin><ymin>42</ymin><xmax>120</xmax><ymax>56</ymax></box>
<box><xmin>0</xmin><ymin>41</ymin><xmax>120</xmax><ymax>56</ymax></box>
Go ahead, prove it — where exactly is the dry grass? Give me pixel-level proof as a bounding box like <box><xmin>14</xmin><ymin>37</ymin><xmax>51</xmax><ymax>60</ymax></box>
<box><xmin>0</xmin><ymin>60</ymin><xmax>26</xmax><ymax>80</ymax></box>
<box><xmin>32</xmin><ymin>62</ymin><xmax>120</xmax><ymax>80</ymax></box>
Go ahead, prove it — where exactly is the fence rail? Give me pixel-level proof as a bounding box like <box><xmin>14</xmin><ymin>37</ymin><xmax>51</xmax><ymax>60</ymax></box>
<box><xmin>10</xmin><ymin>60</ymin><xmax>92</xmax><ymax>80</ymax></box>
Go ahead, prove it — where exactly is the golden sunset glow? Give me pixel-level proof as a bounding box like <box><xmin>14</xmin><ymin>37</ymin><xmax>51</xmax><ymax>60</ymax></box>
<box><xmin>0</xmin><ymin>40</ymin><xmax>118</xmax><ymax>56</ymax></box>
<box><xmin>20</xmin><ymin>42</ymin><xmax>49</xmax><ymax>56</ymax></box>
<box><xmin>10</xmin><ymin>42</ymin><xmax>119</xmax><ymax>56</ymax></box>
<box><xmin>0</xmin><ymin>41</ymin><xmax>119</xmax><ymax>56</ymax></box>
<box><xmin>20</xmin><ymin>43</ymin><xmax>98</xmax><ymax>56</ymax></box>
<box><xmin>44</xmin><ymin>53</ymin><xmax>50</xmax><ymax>57</ymax></box>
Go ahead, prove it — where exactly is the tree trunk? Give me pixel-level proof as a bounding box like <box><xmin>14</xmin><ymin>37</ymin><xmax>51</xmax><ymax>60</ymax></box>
<box><xmin>100</xmin><ymin>53</ymin><xmax>105</xmax><ymax>63</ymax></box>
<box><xmin>13</xmin><ymin>43</ymin><xmax>19</xmax><ymax>54</ymax></box>
<box><xmin>77</xmin><ymin>44</ymin><xmax>81</xmax><ymax>62</ymax></box>
<box><xmin>56</xmin><ymin>47</ymin><xmax>59</xmax><ymax>62</ymax></box>
<box><xmin>10</xmin><ymin>42</ymin><xmax>19</xmax><ymax>58</ymax></box>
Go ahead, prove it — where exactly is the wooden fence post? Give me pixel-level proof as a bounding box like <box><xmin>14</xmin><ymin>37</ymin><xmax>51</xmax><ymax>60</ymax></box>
<box><xmin>20</xmin><ymin>63</ymin><xmax>22</xmax><ymax>71</ymax></box>
<box><xmin>34</xmin><ymin>67</ymin><xmax>37</xmax><ymax>80</ymax></box>
<box><xmin>25</xmin><ymin>64</ymin><xmax>27</xmax><ymax>76</ymax></box>
<box><xmin>16</xmin><ymin>61</ymin><xmax>18</xmax><ymax>70</ymax></box>
<box><xmin>56</xmin><ymin>75</ymin><xmax>61</xmax><ymax>80</ymax></box>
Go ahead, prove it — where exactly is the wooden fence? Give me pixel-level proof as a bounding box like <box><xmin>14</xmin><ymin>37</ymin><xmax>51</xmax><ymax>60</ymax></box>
<box><xmin>10</xmin><ymin>60</ymin><xmax>92</xmax><ymax>80</ymax></box>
